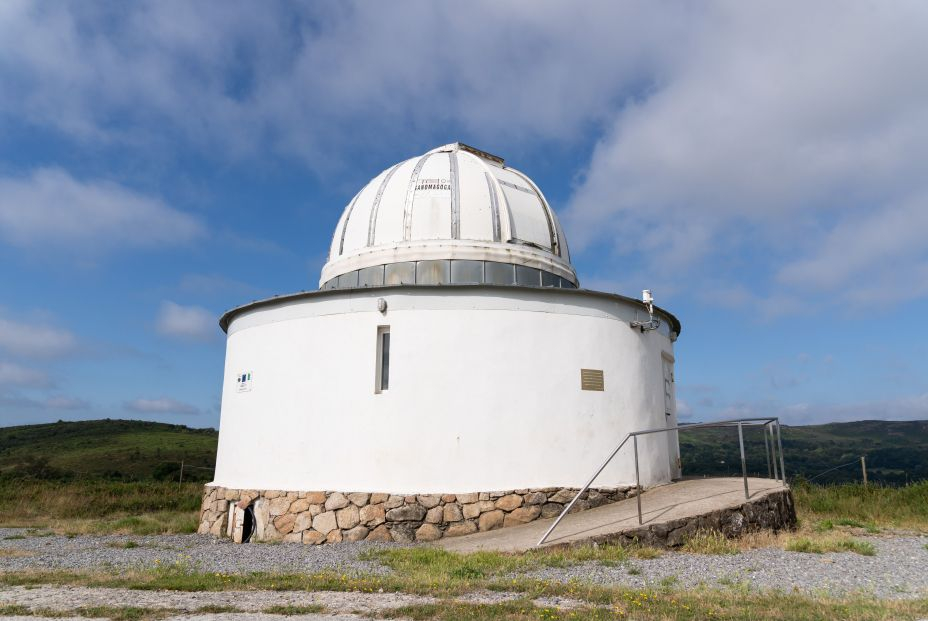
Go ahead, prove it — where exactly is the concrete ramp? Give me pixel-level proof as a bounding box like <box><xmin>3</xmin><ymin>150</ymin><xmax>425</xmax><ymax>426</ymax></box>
<box><xmin>437</xmin><ymin>477</ymin><xmax>793</xmax><ymax>554</ymax></box>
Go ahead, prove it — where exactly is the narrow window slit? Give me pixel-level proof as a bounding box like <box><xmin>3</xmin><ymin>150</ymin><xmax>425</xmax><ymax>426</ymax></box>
<box><xmin>376</xmin><ymin>326</ymin><xmax>390</xmax><ymax>392</ymax></box>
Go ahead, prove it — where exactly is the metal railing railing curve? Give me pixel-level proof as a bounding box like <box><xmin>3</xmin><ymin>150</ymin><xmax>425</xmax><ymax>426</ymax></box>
<box><xmin>536</xmin><ymin>416</ymin><xmax>787</xmax><ymax>547</ymax></box>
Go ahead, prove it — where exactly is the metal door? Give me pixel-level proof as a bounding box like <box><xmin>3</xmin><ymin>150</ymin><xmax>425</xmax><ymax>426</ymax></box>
<box><xmin>662</xmin><ymin>355</ymin><xmax>682</xmax><ymax>479</ymax></box>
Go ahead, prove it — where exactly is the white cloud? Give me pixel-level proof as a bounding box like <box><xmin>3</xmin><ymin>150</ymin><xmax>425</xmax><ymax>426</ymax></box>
<box><xmin>0</xmin><ymin>2</ymin><xmax>686</xmax><ymax>169</ymax></box>
<box><xmin>3</xmin><ymin>2</ymin><xmax>928</xmax><ymax>310</ymax></box>
<box><xmin>0</xmin><ymin>393</ymin><xmax>89</xmax><ymax>411</ymax></box>
<box><xmin>776</xmin><ymin>194</ymin><xmax>928</xmax><ymax>304</ymax></box>
<box><xmin>156</xmin><ymin>301</ymin><xmax>217</xmax><ymax>341</ymax></box>
<box><xmin>0</xmin><ymin>168</ymin><xmax>203</xmax><ymax>251</ymax></box>
<box><xmin>125</xmin><ymin>397</ymin><xmax>200</xmax><ymax>415</ymax></box>
<box><xmin>562</xmin><ymin>2</ymin><xmax>928</xmax><ymax>311</ymax></box>
<box><xmin>43</xmin><ymin>395</ymin><xmax>89</xmax><ymax>410</ymax></box>
<box><xmin>723</xmin><ymin>393</ymin><xmax>928</xmax><ymax>426</ymax></box>
<box><xmin>0</xmin><ymin>313</ymin><xmax>77</xmax><ymax>358</ymax></box>
<box><xmin>0</xmin><ymin>361</ymin><xmax>51</xmax><ymax>387</ymax></box>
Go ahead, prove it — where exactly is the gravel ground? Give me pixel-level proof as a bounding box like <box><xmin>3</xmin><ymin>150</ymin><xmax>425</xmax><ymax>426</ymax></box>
<box><xmin>0</xmin><ymin>585</ymin><xmax>434</xmax><ymax>614</ymax></box>
<box><xmin>0</xmin><ymin>528</ymin><xmax>390</xmax><ymax>576</ymax></box>
<box><xmin>2</xmin><ymin>528</ymin><xmax>927</xmax><ymax>601</ymax></box>
<box><xmin>0</xmin><ymin>584</ymin><xmax>549</xmax><ymax>619</ymax></box>
<box><xmin>525</xmin><ymin>535</ymin><xmax>928</xmax><ymax>600</ymax></box>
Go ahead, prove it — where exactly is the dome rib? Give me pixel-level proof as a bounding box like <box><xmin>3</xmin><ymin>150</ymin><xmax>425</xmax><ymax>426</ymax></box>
<box><xmin>461</xmin><ymin>149</ymin><xmax>509</xmax><ymax>243</ymax></box>
<box><xmin>483</xmin><ymin>171</ymin><xmax>502</xmax><ymax>242</ymax></box>
<box><xmin>366</xmin><ymin>161</ymin><xmax>403</xmax><ymax>247</ymax></box>
<box><xmin>336</xmin><ymin>186</ymin><xmax>365</xmax><ymax>257</ymax></box>
<box><xmin>450</xmin><ymin>151</ymin><xmax>461</xmax><ymax>239</ymax></box>
<box><xmin>508</xmin><ymin>166</ymin><xmax>560</xmax><ymax>256</ymax></box>
<box><xmin>321</xmin><ymin>143</ymin><xmax>578</xmax><ymax>289</ymax></box>
<box><xmin>402</xmin><ymin>153</ymin><xmax>433</xmax><ymax>242</ymax></box>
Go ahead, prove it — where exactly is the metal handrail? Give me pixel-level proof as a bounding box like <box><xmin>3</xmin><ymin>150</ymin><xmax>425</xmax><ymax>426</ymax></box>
<box><xmin>536</xmin><ymin>416</ymin><xmax>787</xmax><ymax>546</ymax></box>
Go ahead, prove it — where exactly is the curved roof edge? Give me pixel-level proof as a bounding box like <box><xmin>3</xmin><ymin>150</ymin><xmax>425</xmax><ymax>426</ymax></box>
<box><xmin>218</xmin><ymin>285</ymin><xmax>682</xmax><ymax>337</ymax></box>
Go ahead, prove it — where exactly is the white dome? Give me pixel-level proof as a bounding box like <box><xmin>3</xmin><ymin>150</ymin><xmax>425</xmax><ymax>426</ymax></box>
<box><xmin>321</xmin><ymin>143</ymin><xmax>577</xmax><ymax>289</ymax></box>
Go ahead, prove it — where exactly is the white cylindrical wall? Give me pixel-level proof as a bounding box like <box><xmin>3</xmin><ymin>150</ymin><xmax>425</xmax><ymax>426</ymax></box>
<box><xmin>212</xmin><ymin>287</ymin><xmax>678</xmax><ymax>494</ymax></box>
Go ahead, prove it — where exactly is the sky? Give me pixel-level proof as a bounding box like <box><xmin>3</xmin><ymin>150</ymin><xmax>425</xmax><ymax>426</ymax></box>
<box><xmin>1</xmin><ymin>1</ymin><xmax>927</xmax><ymax>429</ymax></box>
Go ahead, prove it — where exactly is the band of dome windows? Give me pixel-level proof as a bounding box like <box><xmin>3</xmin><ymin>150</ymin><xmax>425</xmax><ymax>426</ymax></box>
<box><xmin>321</xmin><ymin>259</ymin><xmax>578</xmax><ymax>291</ymax></box>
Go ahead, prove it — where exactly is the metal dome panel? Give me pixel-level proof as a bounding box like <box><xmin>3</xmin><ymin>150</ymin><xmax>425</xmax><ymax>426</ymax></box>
<box><xmin>321</xmin><ymin>143</ymin><xmax>577</xmax><ymax>288</ymax></box>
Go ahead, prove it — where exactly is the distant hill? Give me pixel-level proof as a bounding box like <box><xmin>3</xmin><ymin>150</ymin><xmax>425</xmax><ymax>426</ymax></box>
<box><xmin>0</xmin><ymin>419</ymin><xmax>217</xmax><ymax>482</ymax></box>
<box><xmin>680</xmin><ymin>419</ymin><xmax>928</xmax><ymax>485</ymax></box>
<box><xmin>0</xmin><ymin>418</ymin><xmax>925</xmax><ymax>485</ymax></box>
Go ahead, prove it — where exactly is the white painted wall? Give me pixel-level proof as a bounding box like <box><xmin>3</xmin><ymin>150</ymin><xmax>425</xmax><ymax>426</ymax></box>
<box><xmin>212</xmin><ymin>287</ymin><xmax>679</xmax><ymax>494</ymax></box>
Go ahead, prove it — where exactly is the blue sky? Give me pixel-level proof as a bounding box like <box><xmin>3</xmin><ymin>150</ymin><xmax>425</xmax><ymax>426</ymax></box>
<box><xmin>1</xmin><ymin>1</ymin><xmax>926</xmax><ymax>429</ymax></box>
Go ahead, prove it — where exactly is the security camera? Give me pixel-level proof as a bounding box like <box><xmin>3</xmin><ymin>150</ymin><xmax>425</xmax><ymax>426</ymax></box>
<box><xmin>642</xmin><ymin>290</ymin><xmax>653</xmax><ymax>306</ymax></box>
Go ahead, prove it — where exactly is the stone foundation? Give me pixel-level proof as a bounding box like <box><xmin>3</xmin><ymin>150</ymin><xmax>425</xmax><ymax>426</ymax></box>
<box><xmin>580</xmin><ymin>489</ymin><xmax>797</xmax><ymax>549</ymax></box>
<box><xmin>198</xmin><ymin>485</ymin><xmax>638</xmax><ymax>544</ymax></box>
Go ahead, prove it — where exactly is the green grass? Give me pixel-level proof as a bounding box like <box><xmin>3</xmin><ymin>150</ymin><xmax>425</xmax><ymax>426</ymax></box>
<box><xmin>359</xmin><ymin>546</ymin><xmax>628</xmax><ymax>588</ymax></box>
<box><xmin>785</xmin><ymin>536</ymin><xmax>876</xmax><ymax>556</ymax></box>
<box><xmin>630</xmin><ymin>545</ymin><xmax>663</xmax><ymax>559</ymax></box>
<box><xmin>813</xmin><ymin>518</ymin><xmax>881</xmax><ymax>534</ymax></box>
<box><xmin>0</xmin><ymin>479</ymin><xmax>202</xmax><ymax>534</ymax></box>
<box><xmin>262</xmin><ymin>604</ymin><xmax>325</xmax><ymax>615</ymax></box>
<box><xmin>360</xmin><ymin>543</ymin><xmax>666</xmax><ymax>585</ymax></box>
<box><xmin>0</xmin><ymin>606</ymin><xmax>29</xmax><ymax>617</ymax></box>
<box><xmin>195</xmin><ymin>605</ymin><xmax>243</xmax><ymax>613</ymax></box>
<box><xmin>0</xmin><ymin>605</ymin><xmax>246</xmax><ymax>620</ymax></box>
<box><xmin>793</xmin><ymin>481</ymin><xmax>928</xmax><ymax>530</ymax></box>
<box><xmin>0</xmin><ymin>605</ymin><xmax>177</xmax><ymax>620</ymax></box>
<box><xmin>381</xmin><ymin>594</ymin><xmax>928</xmax><ymax>620</ymax></box>
<box><xmin>1</xmin><ymin>571</ymin><xmax>926</xmax><ymax>621</ymax></box>
<box><xmin>680</xmin><ymin>530</ymin><xmax>739</xmax><ymax>555</ymax></box>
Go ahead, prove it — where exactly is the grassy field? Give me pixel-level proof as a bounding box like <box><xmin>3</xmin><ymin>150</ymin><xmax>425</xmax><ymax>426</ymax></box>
<box><xmin>1</xmin><ymin>418</ymin><xmax>925</xmax><ymax>539</ymax></box>
<box><xmin>681</xmin><ymin>419</ymin><xmax>928</xmax><ymax>484</ymax></box>
<box><xmin>1</xmin><ymin>480</ymin><xmax>927</xmax><ymax>619</ymax></box>
<box><xmin>0</xmin><ymin>419</ymin><xmax>216</xmax><ymax>481</ymax></box>
<box><xmin>792</xmin><ymin>480</ymin><xmax>928</xmax><ymax>530</ymax></box>
<box><xmin>0</xmin><ymin>478</ymin><xmax>202</xmax><ymax>534</ymax></box>
<box><xmin>2</xmin><ymin>418</ymin><xmax>928</xmax><ymax>485</ymax></box>
<box><xmin>0</xmin><ymin>476</ymin><xmax>924</xmax><ymax>538</ymax></box>
<box><xmin>2</xmin><ymin>420</ymin><xmax>928</xmax><ymax>619</ymax></box>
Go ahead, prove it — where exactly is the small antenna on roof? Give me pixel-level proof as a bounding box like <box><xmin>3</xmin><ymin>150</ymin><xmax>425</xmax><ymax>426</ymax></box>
<box><xmin>631</xmin><ymin>289</ymin><xmax>661</xmax><ymax>333</ymax></box>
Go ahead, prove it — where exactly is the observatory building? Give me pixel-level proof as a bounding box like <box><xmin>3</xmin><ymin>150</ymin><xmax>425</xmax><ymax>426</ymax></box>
<box><xmin>200</xmin><ymin>143</ymin><xmax>682</xmax><ymax>544</ymax></box>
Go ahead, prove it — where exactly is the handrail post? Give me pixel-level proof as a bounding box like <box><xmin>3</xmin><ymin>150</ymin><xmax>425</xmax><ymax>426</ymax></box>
<box><xmin>737</xmin><ymin>422</ymin><xmax>749</xmax><ymax>499</ymax></box>
<box><xmin>775</xmin><ymin>420</ymin><xmax>787</xmax><ymax>484</ymax></box>
<box><xmin>634</xmin><ymin>435</ymin><xmax>642</xmax><ymax>525</ymax></box>
<box><xmin>769</xmin><ymin>423</ymin><xmax>779</xmax><ymax>481</ymax></box>
<box><xmin>763</xmin><ymin>422</ymin><xmax>773</xmax><ymax>479</ymax></box>
<box><xmin>536</xmin><ymin>433</ymin><xmax>631</xmax><ymax>547</ymax></box>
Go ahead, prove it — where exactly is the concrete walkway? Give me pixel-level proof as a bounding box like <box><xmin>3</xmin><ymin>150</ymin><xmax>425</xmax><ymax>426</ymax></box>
<box><xmin>438</xmin><ymin>477</ymin><xmax>787</xmax><ymax>553</ymax></box>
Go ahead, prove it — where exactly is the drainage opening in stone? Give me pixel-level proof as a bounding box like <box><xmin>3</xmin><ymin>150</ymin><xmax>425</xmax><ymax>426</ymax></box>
<box><xmin>241</xmin><ymin>504</ymin><xmax>255</xmax><ymax>543</ymax></box>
